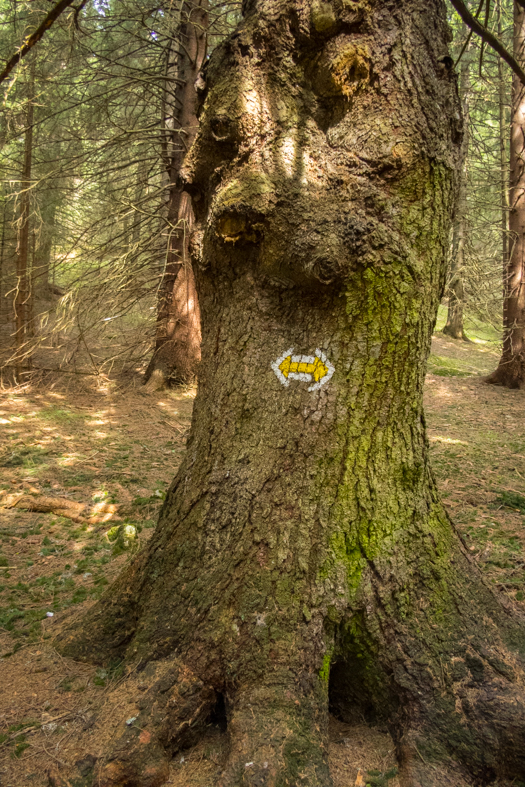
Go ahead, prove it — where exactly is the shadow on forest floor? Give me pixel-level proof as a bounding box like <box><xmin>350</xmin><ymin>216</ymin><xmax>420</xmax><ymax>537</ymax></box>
<box><xmin>0</xmin><ymin>326</ymin><xmax>523</xmax><ymax>787</ymax></box>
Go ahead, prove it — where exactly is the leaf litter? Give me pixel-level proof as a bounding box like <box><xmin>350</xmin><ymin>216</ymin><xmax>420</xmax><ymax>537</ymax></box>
<box><xmin>0</xmin><ymin>332</ymin><xmax>523</xmax><ymax>786</ymax></box>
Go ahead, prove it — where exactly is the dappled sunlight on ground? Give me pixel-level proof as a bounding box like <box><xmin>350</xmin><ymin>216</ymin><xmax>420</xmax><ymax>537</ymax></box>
<box><xmin>426</xmin><ymin>334</ymin><xmax>525</xmax><ymax>605</ymax></box>
<box><xmin>0</xmin><ymin>332</ymin><xmax>524</xmax><ymax>785</ymax></box>
<box><xmin>429</xmin><ymin>435</ymin><xmax>469</xmax><ymax>445</ymax></box>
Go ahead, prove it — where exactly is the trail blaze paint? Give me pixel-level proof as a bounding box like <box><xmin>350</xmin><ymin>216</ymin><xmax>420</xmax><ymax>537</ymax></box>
<box><xmin>271</xmin><ymin>348</ymin><xmax>335</xmax><ymax>391</ymax></box>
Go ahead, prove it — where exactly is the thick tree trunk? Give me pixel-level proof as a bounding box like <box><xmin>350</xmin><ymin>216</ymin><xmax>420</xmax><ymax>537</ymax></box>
<box><xmin>58</xmin><ymin>2</ymin><xmax>525</xmax><ymax>786</ymax></box>
<box><xmin>144</xmin><ymin>0</ymin><xmax>206</xmax><ymax>390</ymax></box>
<box><xmin>487</xmin><ymin>1</ymin><xmax>525</xmax><ymax>388</ymax></box>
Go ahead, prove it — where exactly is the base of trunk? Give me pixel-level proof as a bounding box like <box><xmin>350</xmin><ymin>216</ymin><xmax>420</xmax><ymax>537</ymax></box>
<box><xmin>485</xmin><ymin>360</ymin><xmax>525</xmax><ymax>389</ymax></box>
<box><xmin>143</xmin><ymin>339</ymin><xmax>199</xmax><ymax>389</ymax></box>
<box><xmin>56</xmin><ymin>521</ymin><xmax>525</xmax><ymax>787</ymax></box>
<box><xmin>442</xmin><ymin>324</ymin><xmax>470</xmax><ymax>342</ymax></box>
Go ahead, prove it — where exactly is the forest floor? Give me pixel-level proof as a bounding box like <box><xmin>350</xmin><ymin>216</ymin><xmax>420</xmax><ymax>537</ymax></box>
<box><xmin>0</xmin><ymin>322</ymin><xmax>524</xmax><ymax>787</ymax></box>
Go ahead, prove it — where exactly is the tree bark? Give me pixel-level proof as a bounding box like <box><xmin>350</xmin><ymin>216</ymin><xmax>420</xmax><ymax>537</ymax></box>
<box><xmin>15</xmin><ymin>62</ymin><xmax>34</xmax><ymax>376</ymax></box>
<box><xmin>498</xmin><ymin>0</ymin><xmax>510</xmax><ymax>305</ymax></box>
<box><xmin>443</xmin><ymin>30</ymin><xmax>470</xmax><ymax>342</ymax></box>
<box><xmin>144</xmin><ymin>0</ymin><xmax>207</xmax><ymax>390</ymax></box>
<box><xmin>58</xmin><ymin>2</ymin><xmax>525</xmax><ymax>786</ymax></box>
<box><xmin>0</xmin><ymin>190</ymin><xmax>7</xmax><ymax>321</ymax></box>
<box><xmin>37</xmin><ymin>196</ymin><xmax>56</xmax><ymax>298</ymax></box>
<box><xmin>487</xmin><ymin>0</ymin><xmax>525</xmax><ymax>388</ymax></box>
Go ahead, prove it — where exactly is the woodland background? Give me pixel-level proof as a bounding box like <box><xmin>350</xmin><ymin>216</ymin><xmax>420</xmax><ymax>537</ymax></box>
<box><xmin>1</xmin><ymin>2</ymin><xmax>525</xmax><ymax>786</ymax></box>
<box><xmin>0</xmin><ymin>0</ymin><xmax>515</xmax><ymax>379</ymax></box>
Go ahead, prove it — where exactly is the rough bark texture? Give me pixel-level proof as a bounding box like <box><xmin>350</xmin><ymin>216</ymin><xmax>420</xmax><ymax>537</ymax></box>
<box><xmin>144</xmin><ymin>0</ymin><xmax>206</xmax><ymax>390</ymax></box>
<box><xmin>58</xmin><ymin>1</ymin><xmax>525</xmax><ymax>786</ymax></box>
<box><xmin>443</xmin><ymin>37</ymin><xmax>469</xmax><ymax>342</ymax></box>
<box><xmin>487</xmin><ymin>1</ymin><xmax>525</xmax><ymax>388</ymax></box>
<box><xmin>498</xmin><ymin>0</ymin><xmax>509</xmax><ymax>306</ymax></box>
<box><xmin>15</xmin><ymin>65</ymin><xmax>34</xmax><ymax>375</ymax></box>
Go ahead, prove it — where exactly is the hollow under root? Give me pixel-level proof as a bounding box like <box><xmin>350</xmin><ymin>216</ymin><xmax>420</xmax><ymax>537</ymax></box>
<box><xmin>218</xmin><ymin>682</ymin><xmax>333</xmax><ymax>787</ymax></box>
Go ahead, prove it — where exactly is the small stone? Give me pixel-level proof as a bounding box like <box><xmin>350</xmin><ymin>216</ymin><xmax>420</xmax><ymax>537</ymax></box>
<box><xmin>46</xmin><ymin>611</ymin><xmax>54</xmax><ymax>617</ymax></box>
<box><xmin>125</xmin><ymin>717</ymin><xmax>137</xmax><ymax>726</ymax></box>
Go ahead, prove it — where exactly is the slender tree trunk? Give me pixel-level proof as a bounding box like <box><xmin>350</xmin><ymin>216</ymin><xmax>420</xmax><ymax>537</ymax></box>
<box><xmin>443</xmin><ymin>197</ymin><xmax>468</xmax><ymax>339</ymax></box>
<box><xmin>15</xmin><ymin>63</ymin><xmax>34</xmax><ymax>376</ymax></box>
<box><xmin>444</xmin><ymin>29</ymin><xmax>470</xmax><ymax>341</ymax></box>
<box><xmin>144</xmin><ymin>0</ymin><xmax>207</xmax><ymax>389</ymax></box>
<box><xmin>38</xmin><ymin>199</ymin><xmax>56</xmax><ymax>296</ymax></box>
<box><xmin>131</xmin><ymin>160</ymin><xmax>147</xmax><ymax>250</ymax></box>
<box><xmin>57</xmin><ymin>2</ymin><xmax>525</xmax><ymax>787</ymax></box>
<box><xmin>0</xmin><ymin>191</ymin><xmax>6</xmax><ymax>321</ymax></box>
<box><xmin>498</xmin><ymin>0</ymin><xmax>509</xmax><ymax>301</ymax></box>
<box><xmin>487</xmin><ymin>1</ymin><xmax>525</xmax><ymax>387</ymax></box>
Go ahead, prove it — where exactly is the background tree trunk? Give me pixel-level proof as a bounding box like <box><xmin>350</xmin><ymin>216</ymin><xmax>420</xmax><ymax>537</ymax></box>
<box><xmin>498</xmin><ymin>0</ymin><xmax>510</xmax><ymax>306</ymax></box>
<box><xmin>144</xmin><ymin>0</ymin><xmax>207</xmax><ymax>390</ymax></box>
<box><xmin>487</xmin><ymin>0</ymin><xmax>525</xmax><ymax>387</ymax></box>
<box><xmin>58</xmin><ymin>1</ymin><xmax>525</xmax><ymax>786</ymax></box>
<box><xmin>14</xmin><ymin>61</ymin><xmax>34</xmax><ymax>377</ymax></box>
<box><xmin>37</xmin><ymin>197</ymin><xmax>56</xmax><ymax>298</ymax></box>
<box><xmin>0</xmin><ymin>189</ymin><xmax>7</xmax><ymax>322</ymax></box>
<box><xmin>444</xmin><ymin>28</ymin><xmax>470</xmax><ymax>341</ymax></box>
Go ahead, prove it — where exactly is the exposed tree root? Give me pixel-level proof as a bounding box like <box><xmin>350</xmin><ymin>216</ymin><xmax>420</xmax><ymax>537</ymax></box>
<box><xmin>485</xmin><ymin>365</ymin><xmax>525</xmax><ymax>390</ymax></box>
<box><xmin>397</xmin><ymin>730</ymin><xmax>473</xmax><ymax>787</ymax></box>
<box><xmin>216</xmin><ymin>682</ymin><xmax>331</xmax><ymax>787</ymax></box>
<box><xmin>46</xmin><ymin>657</ymin><xmax>216</xmax><ymax>787</ymax></box>
<box><xmin>143</xmin><ymin>367</ymin><xmax>168</xmax><ymax>392</ymax></box>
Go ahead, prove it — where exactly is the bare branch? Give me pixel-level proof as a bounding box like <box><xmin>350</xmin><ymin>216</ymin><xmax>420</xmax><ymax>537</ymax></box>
<box><xmin>0</xmin><ymin>0</ymin><xmax>81</xmax><ymax>86</ymax></box>
<box><xmin>449</xmin><ymin>0</ymin><xmax>525</xmax><ymax>85</ymax></box>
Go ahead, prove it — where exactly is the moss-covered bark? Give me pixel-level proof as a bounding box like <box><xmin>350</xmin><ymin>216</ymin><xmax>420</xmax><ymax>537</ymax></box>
<box><xmin>58</xmin><ymin>1</ymin><xmax>525</xmax><ymax>785</ymax></box>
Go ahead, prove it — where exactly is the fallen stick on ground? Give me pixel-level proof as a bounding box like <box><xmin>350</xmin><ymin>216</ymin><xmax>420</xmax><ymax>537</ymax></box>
<box><xmin>0</xmin><ymin>493</ymin><xmax>121</xmax><ymax>525</ymax></box>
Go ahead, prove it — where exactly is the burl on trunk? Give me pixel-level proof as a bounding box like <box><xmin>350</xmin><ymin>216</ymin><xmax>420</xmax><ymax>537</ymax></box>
<box><xmin>57</xmin><ymin>1</ymin><xmax>525</xmax><ymax>785</ymax></box>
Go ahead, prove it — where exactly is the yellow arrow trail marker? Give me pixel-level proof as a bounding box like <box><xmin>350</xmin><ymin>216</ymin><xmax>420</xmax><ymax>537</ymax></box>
<box><xmin>271</xmin><ymin>348</ymin><xmax>334</xmax><ymax>392</ymax></box>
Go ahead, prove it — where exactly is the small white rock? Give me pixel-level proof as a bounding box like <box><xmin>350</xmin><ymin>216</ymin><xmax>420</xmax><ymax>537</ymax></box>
<box><xmin>46</xmin><ymin>612</ymin><xmax>54</xmax><ymax>618</ymax></box>
<box><xmin>125</xmin><ymin>717</ymin><xmax>137</xmax><ymax>726</ymax></box>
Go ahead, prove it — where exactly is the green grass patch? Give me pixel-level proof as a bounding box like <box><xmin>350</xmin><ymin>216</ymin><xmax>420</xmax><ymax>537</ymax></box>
<box><xmin>494</xmin><ymin>490</ymin><xmax>525</xmax><ymax>514</ymax></box>
<box><xmin>0</xmin><ymin>445</ymin><xmax>52</xmax><ymax>468</ymax></box>
<box><xmin>39</xmin><ymin>406</ymin><xmax>85</xmax><ymax>423</ymax></box>
<box><xmin>427</xmin><ymin>355</ymin><xmax>472</xmax><ymax>377</ymax></box>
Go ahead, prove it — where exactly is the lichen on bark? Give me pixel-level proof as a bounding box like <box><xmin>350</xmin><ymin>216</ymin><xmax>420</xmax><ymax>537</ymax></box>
<box><xmin>56</xmin><ymin>1</ymin><xmax>525</xmax><ymax>785</ymax></box>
